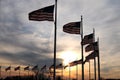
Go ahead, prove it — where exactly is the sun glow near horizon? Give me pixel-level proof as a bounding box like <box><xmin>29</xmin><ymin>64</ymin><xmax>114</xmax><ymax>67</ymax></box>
<box><xmin>60</xmin><ymin>51</ymin><xmax>79</xmax><ymax>65</ymax></box>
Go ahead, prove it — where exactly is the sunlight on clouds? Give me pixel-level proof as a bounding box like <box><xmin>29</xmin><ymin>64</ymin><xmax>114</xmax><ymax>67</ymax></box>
<box><xmin>59</xmin><ymin>51</ymin><xmax>78</xmax><ymax>65</ymax></box>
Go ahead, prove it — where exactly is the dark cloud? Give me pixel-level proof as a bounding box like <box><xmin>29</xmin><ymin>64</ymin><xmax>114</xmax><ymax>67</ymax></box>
<box><xmin>0</xmin><ymin>51</ymin><xmax>62</xmax><ymax>67</ymax></box>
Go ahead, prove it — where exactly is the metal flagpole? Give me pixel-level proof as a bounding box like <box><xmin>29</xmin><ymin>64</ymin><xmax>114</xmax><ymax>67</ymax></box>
<box><xmin>28</xmin><ymin>70</ymin><xmax>29</xmax><ymax>77</ymax></box>
<box><xmin>0</xmin><ymin>66</ymin><xmax>1</xmax><ymax>78</ymax></box>
<box><xmin>89</xmin><ymin>61</ymin><xmax>91</xmax><ymax>80</ymax></box>
<box><xmin>53</xmin><ymin>0</ymin><xmax>57</xmax><ymax>80</ymax></box>
<box><xmin>62</xmin><ymin>67</ymin><xmax>63</xmax><ymax>80</ymax></box>
<box><xmin>9</xmin><ymin>65</ymin><xmax>11</xmax><ymax>78</ymax></box>
<box><xmin>93</xmin><ymin>28</ymin><xmax>96</xmax><ymax>80</ymax></box>
<box><xmin>61</xmin><ymin>68</ymin><xmax>62</xmax><ymax>80</ymax></box>
<box><xmin>19</xmin><ymin>69</ymin><xmax>20</xmax><ymax>80</ymax></box>
<box><xmin>97</xmin><ymin>38</ymin><xmax>101</xmax><ymax>80</ymax></box>
<box><xmin>69</xmin><ymin>65</ymin><xmax>71</xmax><ymax>80</ymax></box>
<box><xmin>76</xmin><ymin>65</ymin><xmax>78</xmax><ymax>80</ymax></box>
<box><xmin>28</xmin><ymin>70</ymin><xmax>29</xmax><ymax>80</ymax></box>
<box><xmin>81</xmin><ymin>16</ymin><xmax>84</xmax><ymax>80</ymax></box>
<box><xmin>9</xmin><ymin>68</ymin><xmax>11</xmax><ymax>77</ymax></box>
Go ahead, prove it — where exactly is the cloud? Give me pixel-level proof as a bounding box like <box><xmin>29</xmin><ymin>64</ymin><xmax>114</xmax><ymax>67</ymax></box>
<box><xmin>0</xmin><ymin>0</ymin><xmax>120</xmax><ymax>78</ymax></box>
<box><xmin>0</xmin><ymin>51</ymin><xmax>62</xmax><ymax>67</ymax></box>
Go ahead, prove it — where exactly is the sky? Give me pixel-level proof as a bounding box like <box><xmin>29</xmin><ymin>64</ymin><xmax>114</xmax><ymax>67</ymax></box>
<box><xmin>0</xmin><ymin>0</ymin><xmax>120</xmax><ymax>79</ymax></box>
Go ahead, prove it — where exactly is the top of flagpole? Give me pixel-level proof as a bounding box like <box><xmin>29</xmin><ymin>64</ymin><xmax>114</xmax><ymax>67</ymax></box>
<box><xmin>81</xmin><ymin>15</ymin><xmax>83</xmax><ymax>35</ymax></box>
<box><xmin>81</xmin><ymin>15</ymin><xmax>83</xmax><ymax>21</ymax></box>
<box><xmin>93</xmin><ymin>28</ymin><xmax>95</xmax><ymax>42</ymax></box>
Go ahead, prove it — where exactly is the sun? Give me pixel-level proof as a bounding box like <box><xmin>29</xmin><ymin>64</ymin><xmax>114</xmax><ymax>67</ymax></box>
<box><xmin>60</xmin><ymin>51</ymin><xmax>78</xmax><ymax>65</ymax></box>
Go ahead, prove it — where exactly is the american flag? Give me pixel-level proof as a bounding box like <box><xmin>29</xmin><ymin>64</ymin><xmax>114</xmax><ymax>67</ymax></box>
<box><xmin>85</xmin><ymin>42</ymin><xmax>98</xmax><ymax>52</ymax></box>
<box><xmin>63</xmin><ymin>21</ymin><xmax>81</xmax><ymax>34</ymax></box>
<box><xmin>76</xmin><ymin>59</ymin><xmax>82</xmax><ymax>64</ymax></box>
<box><xmin>14</xmin><ymin>66</ymin><xmax>20</xmax><ymax>71</ymax></box>
<box><xmin>64</xmin><ymin>65</ymin><xmax>68</xmax><ymax>69</ymax></box>
<box><xmin>69</xmin><ymin>60</ymin><xmax>80</xmax><ymax>67</ymax></box>
<box><xmin>29</xmin><ymin>5</ymin><xmax>54</xmax><ymax>21</ymax></box>
<box><xmin>49</xmin><ymin>64</ymin><xmax>54</xmax><ymax>70</ymax></box>
<box><xmin>5</xmin><ymin>66</ymin><xmax>11</xmax><ymax>71</ymax></box>
<box><xmin>32</xmin><ymin>65</ymin><xmax>38</xmax><ymax>70</ymax></box>
<box><xmin>24</xmin><ymin>66</ymin><xmax>29</xmax><ymax>71</ymax></box>
<box><xmin>56</xmin><ymin>63</ymin><xmax>63</xmax><ymax>69</ymax></box>
<box><xmin>69</xmin><ymin>61</ymin><xmax>76</xmax><ymax>67</ymax></box>
<box><xmin>85</xmin><ymin>50</ymin><xmax>98</xmax><ymax>61</ymax></box>
<box><xmin>82</xmin><ymin>33</ymin><xmax>94</xmax><ymax>45</ymax></box>
<box><xmin>41</xmin><ymin>65</ymin><xmax>46</xmax><ymax>71</ymax></box>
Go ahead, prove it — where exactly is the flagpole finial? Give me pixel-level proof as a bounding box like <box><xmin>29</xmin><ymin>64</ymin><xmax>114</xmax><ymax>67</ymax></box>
<box><xmin>81</xmin><ymin>15</ymin><xmax>83</xmax><ymax>20</ymax></box>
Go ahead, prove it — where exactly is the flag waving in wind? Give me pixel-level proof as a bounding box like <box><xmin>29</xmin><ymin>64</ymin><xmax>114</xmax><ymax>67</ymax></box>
<box><xmin>29</xmin><ymin>5</ymin><xmax>54</xmax><ymax>21</ymax></box>
<box><xmin>76</xmin><ymin>59</ymin><xmax>82</xmax><ymax>64</ymax></box>
<box><xmin>64</xmin><ymin>65</ymin><xmax>68</xmax><ymax>69</ymax></box>
<box><xmin>85</xmin><ymin>50</ymin><xmax>98</xmax><ymax>61</ymax></box>
<box><xmin>69</xmin><ymin>61</ymin><xmax>78</xmax><ymax>67</ymax></box>
<box><xmin>24</xmin><ymin>66</ymin><xmax>29</xmax><ymax>71</ymax></box>
<box><xmin>82</xmin><ymin>33</ymin><xmax>94</xmax><ymax>45</ymax></box>
<box><xmin>14</xmin><ymin>66</ymin><xmax>20</xmax><ymax>71</ymax></box>
<box><xmin>41</xmin><ymin>65</ymin><xmax>46</xmax><ymax>71</ymax></box>
<box><xmin>5</xmin><ymin>66</ymin><xmax>11</xmax><ymax>71</ymax></box>
<box><xmin>32</xmin><ymin>65</ymin><xmax>38</xmax><ymax>71</ymax></box>
<box><xmin>63</xmin><ymin>21</ymin><xmax>81</xmax><ymax>34</ymax></box>
<box><xmin>49</xmin><ymin>64</ymin><xmax>54</xmax><ymax>70</ymax></box>
<box><xmin>56</xmin><ymin>63</ymin><xmax>63</xmax><ymax>69</ymax></box>
<box><xmin>85</xmin><ymin>42</ymin><xmax>98</xmax><ymax>52</ymax></box>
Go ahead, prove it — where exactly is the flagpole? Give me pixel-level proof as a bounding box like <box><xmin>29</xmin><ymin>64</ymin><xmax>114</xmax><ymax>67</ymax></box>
<box><xmin>9</xmin><ymin>68</ymin><xmax>11</xmax><ymax>77</ymax></box>
<box><xmin>81</xmin><ymin>16</ymin><xmax>84</xmax><ymax>80</ymax></box>
<box><xmin>53</xmin><ymin>0</ymin><xmax>57</xmax><ymax>80</ymax></box>
<box><xmin>28</xmin><ymin>70</ymin><xmax>29</xmax><ymax>77</ymax></box>
<box><xmin>69</xmin><ymin>65</ymin><xmax>71</xmax><ymax>80</ymax></box>
<box><xmin>97</xmin><ymin>38</ymin><xmax>100</xmax><ymax>80</ymax></box>
<box><xmin>89</xmin><ymin>61</ymin><xmax>91</xmax><ymax>80</ymax></box>
<box><xmin>76</xmin><ymin>65</ymin><xmax>78</xmax><ymax>80</ymax></box>
<box><xmin>61</xmin><ymin>67</ymin><xmax>63</xmax><ymax>80</ymax></box>
<box><xmin>0</xmin><ymin>66</ymin><xmax>1</xmax><ymax>78</ymax></box>
<box><xmin>93</xmin><ymin>28</ymin><xmax>96</xmax><ymax>80</ymax></box>
<box><xmin>9</xmin><ymin>65</ymin><xmax>11</xmax><ymax>77</ymax></box>
<box><xmin>19</xmin><ymin>69</ymin><xmax>20</xmax><ymax>80</ymax></box>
